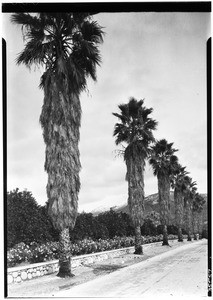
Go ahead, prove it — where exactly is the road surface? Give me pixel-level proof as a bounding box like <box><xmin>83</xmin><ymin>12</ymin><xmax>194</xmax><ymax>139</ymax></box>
<box><xmin>51</xmin><ymin>239</ymin><xmax>208</xmax><ymax>298</ymax></box>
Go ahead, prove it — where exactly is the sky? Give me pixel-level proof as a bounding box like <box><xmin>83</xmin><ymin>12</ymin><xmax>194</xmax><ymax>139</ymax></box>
<box><xmin>3</xmin><ymin>11</ymin><xmax>210</xmax><ymax>212</ymax></box>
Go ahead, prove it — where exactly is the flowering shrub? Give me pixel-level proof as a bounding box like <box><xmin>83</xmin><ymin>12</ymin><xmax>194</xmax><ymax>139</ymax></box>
<box><xmin>7</xmin><ymin>234</ymin><xmax>179</xmax><ymax>268</ymax></box>
<box><xmin>28</xmin><ymin>241</ymin><xmax>59</xmax><ymax>263</ymax></box>
<box><xmin>7</xmin><ymin>242</ymin><xmax>31</xmax><ymax>267</ymax></box>
<box><xmin>143</xmin><ymin>235</ymin><xmax>163</xmax><ymax>244</ymax></box>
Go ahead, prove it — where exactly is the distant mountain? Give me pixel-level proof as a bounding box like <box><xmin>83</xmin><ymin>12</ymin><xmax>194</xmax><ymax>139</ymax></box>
<box><xmin>91</xmin><ymin>192</ymin><xmax>172</xmax><ymax>216</ymax></box>
<box><xmin>91</xmin><ymin>192</ymin><xmax>208</xmax><ymax>224</ymax></box>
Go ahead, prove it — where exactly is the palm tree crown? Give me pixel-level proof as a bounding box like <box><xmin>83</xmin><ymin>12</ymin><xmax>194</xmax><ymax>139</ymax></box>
<box><xmin>184</xmin><ymin>178</ymin><xmax>197</xmax><ymax>206</ymax></box>
<box><xmin>171</xmin><ymin>164</ymin><xmax>189</xmax><ymax>191</ymax></box>
<box><xmin>113</xmin><ymin>97</ymin><xmax>158</xmax><ymax>161</ymax></box>
<box><xmin>149</xmin><ymin>139</ymin><xmax>179</xmax><ymax>178</ymax></box>
<box><xmin>192</xmin><ymin>193</ymin><xmax>206</xmax><ymax>213</ymax></box>
<box><xmin>11</xmin><ymin>13</ymin><xmax>104</xmax><ymax>94</ymax></box>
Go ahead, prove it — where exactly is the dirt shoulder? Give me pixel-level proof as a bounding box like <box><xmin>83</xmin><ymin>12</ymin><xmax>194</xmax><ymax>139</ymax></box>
<box><xmin>7</xmin><ymin>239</ymin><xmax>204</xmax><ymax>297</ymax></box>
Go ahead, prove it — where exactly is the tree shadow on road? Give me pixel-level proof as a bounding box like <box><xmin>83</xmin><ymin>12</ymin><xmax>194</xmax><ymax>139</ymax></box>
<box><xmin>92</xmin><ymin>264</ymin><xmax>126</xmax><ymax>275</ymax></box>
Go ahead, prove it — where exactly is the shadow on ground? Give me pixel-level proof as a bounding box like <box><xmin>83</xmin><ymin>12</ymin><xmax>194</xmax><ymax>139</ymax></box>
<box><xmin>92</xmin><ymin>264</ymin><xmax>126</xmax><ymax>275</ymax></box>
<box><xmin>58</xmin><ymin>263</ymin><xmax>125</xmax><ymax>291</ymax></box>
<box><xmin>59</xmin><ymin>282</ymin><xmax>78</xmax><ymax>290</ymax></box>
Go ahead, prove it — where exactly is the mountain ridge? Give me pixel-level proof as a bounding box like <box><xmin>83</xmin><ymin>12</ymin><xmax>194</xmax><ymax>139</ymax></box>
<box><xmin>90</xmin><ymin>192</ymin><xmax>207</xmax><ymax>224</ymax></box>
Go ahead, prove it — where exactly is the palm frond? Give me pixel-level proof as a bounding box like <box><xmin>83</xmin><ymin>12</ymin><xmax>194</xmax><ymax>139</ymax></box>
<box><xmin>113</xmin><ymin>123</ymin><xmax>129</xmax><ymax>145</ymax></box>
<box><xmin>80</xmin><ymin>20</ymin><xmax>104</xmax><ymax>44</ymax></box>
<box><xmin>112</xmin><ymin>112</ymin><xmax>128</xmax><ymax>124</ymax></box>
<box><xmin>112</xmin><ymin>148</ymin><xmax>125</xmax><ymax>159</ymax></box>
<box><xmin>11</xmin><ymin>13</ymin><xmax>41</xmax><ymax>28</ymax></box>
<box><xmin>118</xmin><ymin>103</ymin><xmax>130</xmax><ymax>119</ymax></box>
<box><xmin>16</xmin><ymin>37</ymin><xmax>55</xmax><ymax>68</ymax></box>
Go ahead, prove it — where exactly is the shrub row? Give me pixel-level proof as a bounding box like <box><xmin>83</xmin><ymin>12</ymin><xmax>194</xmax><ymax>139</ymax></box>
<box><xmin>7</xmin><ymin>234</ymin><xmax>180</xmax><ymax>268</ymax></box>
<box><xmin>8</xmin><ymin>189</ymin><xmax>185</xmax><ymax>249</ymax></box>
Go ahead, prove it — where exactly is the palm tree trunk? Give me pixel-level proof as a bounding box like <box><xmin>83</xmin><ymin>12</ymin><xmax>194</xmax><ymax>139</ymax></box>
<box><xmin>192</xmin><ymin>211</ymin><xmax>198</xmax><ymax>240</ymax></box>
<box><xmin>198</xmin><ymin>213</ymin><xmax>203</xmax><ymax>239</ymax></box>
<box><xmin>126</xmin><ymin>156</ymin><xmax>145</xmax><ymax>255</ymax></box>
<box><xmin>158</xmin><ymin>175</ymin><xmax>170</xmax><ymax>246</ymax></box>
<box><xmin>187</xmin><ymin>220</ymin><xmax>192</xmax><ymax>241</ymax></box>
<box><xmin>174</xmin><ymin>189</ymin><xmax>184</xmax><ymax>242</ymax></box>
<box><xmin>178</xmin><ymin>227</ymin><xmax>183</xmax><ymax>242</ymax></box>
<box><xmin>40</xmin><ymin>79</ymin><xmax>81</xmax><ymax>277</ymax></box>
<box><xmin>162</xmin><ymin>225</ymin><xmax>169</xmax><ymax>245</ymax></box>
<box><xmin>57</xmin><ymin>227</ymin><xmax>74</xmax><ymax>278</ymax></box>
<box><xmin>187</xmin><ymin>230</ymin><xmax>192</xmax><ymax>241</ymax></box>
<box><xmin>134</xmin><ymin>225</ymin><xmax>143</xmax><ymax>254</ymax></box>
<box><xmin>185</xmin><ymin>199</ymin><xmax>192</xmax><ymax>241</ymax></box>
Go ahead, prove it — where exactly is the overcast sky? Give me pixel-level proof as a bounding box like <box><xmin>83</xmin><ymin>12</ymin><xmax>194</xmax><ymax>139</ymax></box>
<box><xmin>3</xmin><ymin>12</ymin><xmax>210</xmax><ymax>212</ymax></box>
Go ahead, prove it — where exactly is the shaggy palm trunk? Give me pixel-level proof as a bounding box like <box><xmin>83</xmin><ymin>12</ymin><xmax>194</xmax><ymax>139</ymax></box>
<box><xmin>134</xmin><ymin>225</ymin><xmax>143</xmax><ymax>254</ymax></box>
<box><xmin>192</xmin><ymin>211</ymin><xmax>198</xmax><ymax>240</ymax></box>
<box><xmin>178</xmin><ymin>227</ymin><xmax>183</xmax><ymax>242</ymax></box>
<box><xmin>126</xmin><ymin>156</ymin><xmax>145</xmax><ymax>255</ymax></box>
<box><xmin>198</xmin><ymin>213</ymin><xmax>203</xmax><ymax>239</ymax></box>
<box><xmin>57</xmin><ymin>228</ymin><xmax>74</xmax><ymax>277</ymax></box>
<box><xmin>174</xmin><ymin>189</ymin><xmax>184</xmax><ymax>242</ymax></box>
<box><xmin>40</xmin><ymin>78</ymin><xmax>81</xmax><ymax>277</ymax></box>
<box><xmin>162</xmin><ymin>225</ymin><xmax>169</xmax><ymax>245</ymax></box>
<box><xmin>158</xmin><ymin>175</ymin><xmax>170</xmax><ymax>246</ymax></box>
<box><xmin>187</xmin><ymin>229</ymin><xmax>192</xmax><ymax>241</ymax></box>
<box><xmin>185</xmin><ymin>198</ymin><xmax>192</xmax><ymax>241</ymax></box>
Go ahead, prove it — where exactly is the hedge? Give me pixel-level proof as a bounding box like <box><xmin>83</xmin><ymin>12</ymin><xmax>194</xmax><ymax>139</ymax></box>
<box><xmin>7</xmin><ymin>234</ymin><xmax>181</xmax><ymax>268</ymax></box>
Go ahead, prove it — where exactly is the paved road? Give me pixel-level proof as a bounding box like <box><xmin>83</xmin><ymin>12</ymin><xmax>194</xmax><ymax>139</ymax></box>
<box><xmin>51</xmin><ymin>240</ymin><xmax>208</xmax><ymax>298</ymax></box>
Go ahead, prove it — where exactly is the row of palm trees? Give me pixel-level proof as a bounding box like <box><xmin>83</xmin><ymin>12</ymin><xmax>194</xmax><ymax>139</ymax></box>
<box><xmin>113</xmin><ymin>98</ymin><xmax>206</xmax><ymax>254</ymax></box>
<box><xmin>12</xmin><ymin>12</ymin><xmax>205</xmax><ymax>278</ymax></box>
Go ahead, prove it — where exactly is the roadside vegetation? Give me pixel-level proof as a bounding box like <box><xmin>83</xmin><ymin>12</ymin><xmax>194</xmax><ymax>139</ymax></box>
<box><xmin>8</xmin><ymin>234</ymin><xmax>182</xmax><ymax>268</ymax></box>
<box><xmin>7</xmin><ymin>188</ymin><xmax>206</xmax><ymax>268</ymax></box>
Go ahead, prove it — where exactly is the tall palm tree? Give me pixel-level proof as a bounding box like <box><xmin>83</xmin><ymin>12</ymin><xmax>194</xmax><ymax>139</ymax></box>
<box><xmin>171</xmin><ymin>164</ymin><xmax>189</xmax><ymax>242</ymax></box>
<box><xmin>149</xmin><ymin>139</ymin><xmax>179</xmax><ymax>246</ymax></box>
<box><xmin>113</xmin><ymin>97</ymin><xmax>157</xmax><ymax>254</ymax></box>
<box><xmin>192</xmin><ymin>193</ymin><xmax>206</xmax><ymax>240</ymax></box>
<box><xmin>11</xmin><ymin>12</ymin><xmax>103</xmax><ymax>277</ymax></box>
<box><xmin>183</xmin><ymin>178</ymin><xmax>197</xmax><ymax>241</ymax></box>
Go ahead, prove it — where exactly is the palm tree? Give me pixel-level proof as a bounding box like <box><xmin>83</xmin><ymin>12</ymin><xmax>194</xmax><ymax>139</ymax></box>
<box><xmin>183</xmin><ymin>177</ymin><xmax>197</xmax><ymax>241</ymax></box>
<box><xmin>113</xmin><ymin>97</ymin><xmax>157</xmax><ymax>254</ymax></box>
<box><xmin>149</xmin><ymin>139</ymin><xmax>179</xmax><ymax>246</ymax></box>
<box><xmin>171</xmin><ymin>164</ymin><xmax>189</xmax><ymax>242</ymax></box>
<box><xmin>192</xmin><ymin>193</ymin><xmax>206</xmax><ymax>240</ymax></box>
<box><xmin>11</xmin><ymin>12</ymin><xmax>103</xmax><ymax>277</ymax></box>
